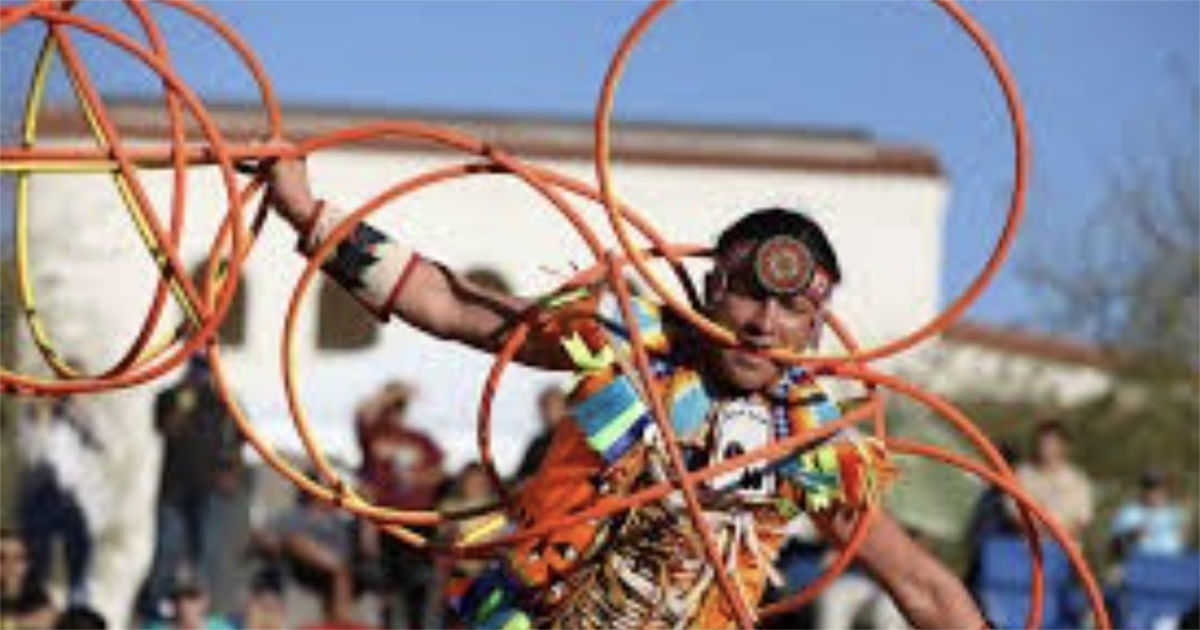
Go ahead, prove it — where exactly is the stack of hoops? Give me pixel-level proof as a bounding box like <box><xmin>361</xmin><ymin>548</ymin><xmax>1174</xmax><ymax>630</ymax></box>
<box><xmin>0</xmin><ymin>1</ymin><xmax>1110</xmax><ymax>628</ymax></box>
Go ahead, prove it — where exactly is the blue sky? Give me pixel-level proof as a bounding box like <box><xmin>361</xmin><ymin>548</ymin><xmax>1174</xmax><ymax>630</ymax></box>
<box><xmin>2</xmin><ymin>0</ymin><xmax>1197</xmax><ymax>333</ymax></box>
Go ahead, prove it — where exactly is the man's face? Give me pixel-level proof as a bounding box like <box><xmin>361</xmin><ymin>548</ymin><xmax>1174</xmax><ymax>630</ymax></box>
<box><xmin>247</xmin><ymin>589</ymin><xmax>284</xmax><ymax>628</ymax></box>
<box><xmin>0</xmin><ymin>537</ymin><xmax>28</xmax><ymax>594</ymax></box>
<box><xmin>174</xmin><ymin>590</ymin><xmax>209</xmax><ymax>629</ymax></box>
<box><xmin>461</xmin><ymin>467</ymin><xmax>492</xmax><ymax>500</ymax></box>
<box><xmin>384</xmin><ymin>399</ymin><xmax>408</xmax><ymax>427</ymax></box>
<box><xmin>539</xmin><ymin>391</ymin><xmax>566</xmax><ymax>429</ymax></box>
<box><xmin>1142</xmin><ymin>483</ymin><xmax>1168</xmax><ymax>506</ymax></box>
<box><xmin>705</xmin><ymin>242</ymin><xmax>823</xmax><ymax>392</ymax></box>
<box><xmin>1035</xmin><ymin>432</ymin><xmax>1067</xmax><ymax>465</ymax></box>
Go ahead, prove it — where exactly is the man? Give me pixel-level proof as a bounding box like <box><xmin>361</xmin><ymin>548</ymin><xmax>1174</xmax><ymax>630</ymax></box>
<box><xmin>257</xmin><ymin>485</ymin><xmax>362</xmax><ymax>627</ymax></box>
<box><xmin>353</xmin><ymin>381</ymin><xmax>444</xmax><ymax>628</ymax></box>
<box><xmin>1</xmin><ymin>529</ymin><xmax>56</xmax><ymax>630</ymax></box>
<box><xmin>143</xmin><ymin>570</ymin><xmax>235</xmax><ymax>630</ymax></box>
<box><xmin>53</xmin><ymin>605</ymin><xmax>108</xmax><ymax>630</ymax></box>
<box><xmin>262</xmin><ymin>156</ymin><xmax>986</xmax><ymax>628</ymax></box>
<box><xmin>513</xmin><ymin>385</ymin><xmax>568</xmax><ymax>482</ymax></box>
<box><xmin>16</xmin><ymin>394</ymin><xmax>100</xmax><ymax>607</ymax></box>
<box><xmin>964</xmin><ymin>441</ymin><xmax>1020</xmax><ymax>592</ymax></box>
<box><xmin>1109</xmin><ymin>469</ymin><xmax>1187</xmax><ymax>560</ymax></box>
<box><xmin>1011</xmin><ymin>420</ymin><xmax>1094</xmax><ymax>544</ymax></box>
<box><xmin>234</xmin><ymin>569</ymin><xmax>286</xmax><ymax>630</ymax></box>
<box><xmin>141</xmin><ymin>355</ymin><xmax>248</xmax><ymax>620</ymax></box>
<box><xmin>354</xmin><ymin>381</ymin><xmax>445</xmax><ymax>517</ymax></box>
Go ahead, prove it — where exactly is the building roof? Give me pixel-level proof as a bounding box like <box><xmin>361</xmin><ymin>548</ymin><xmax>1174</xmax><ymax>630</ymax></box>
<box><xmin>36</xmin><ymin>100</ymin><xmax>943</xmax><ymax>177</ymax></box>
<box><xmin>943</xmin><ymin>320</ymin><xmax>1115</xmax><ymax>369</ymax></box>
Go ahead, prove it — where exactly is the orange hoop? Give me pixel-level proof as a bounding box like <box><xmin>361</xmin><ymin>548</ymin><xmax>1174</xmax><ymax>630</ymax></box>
<box><xmin>0</xmin><ymin>3</ymin><xmax>1109</xmax><ymax>629</ymax></box>
<box><xmin>592</xmin><ymin>0</ymin><xmax>1031</xmax><ymax>370</ymax></box>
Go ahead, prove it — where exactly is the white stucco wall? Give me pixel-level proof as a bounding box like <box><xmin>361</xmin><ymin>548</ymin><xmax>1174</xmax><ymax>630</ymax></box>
<box><xmin>21</xmin><ymin>144</ymin><xmax>950</xmax><ymax>468</ymax></box>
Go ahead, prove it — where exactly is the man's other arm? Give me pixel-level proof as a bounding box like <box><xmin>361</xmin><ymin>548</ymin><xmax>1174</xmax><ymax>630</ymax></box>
<box><xmin>822</xmin><ymin>508</ymin><xmax>988</xmax><ymax>629</ymax></box>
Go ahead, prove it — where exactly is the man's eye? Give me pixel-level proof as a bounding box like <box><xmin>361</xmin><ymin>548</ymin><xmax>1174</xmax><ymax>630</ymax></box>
<box><xmin>782</xmin><ymin>298</ymin><xmax>815</xmax><ymax>316</ymax></box>
<box><xmin>726</xmin><ymin>277</ymin><xmax>760</xmax><ymax>297</ymax></box>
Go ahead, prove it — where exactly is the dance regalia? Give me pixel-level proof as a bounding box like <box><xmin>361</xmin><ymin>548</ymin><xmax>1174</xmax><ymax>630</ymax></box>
<box><xmin>302</xmin><ymin>210</ymin><xmax>895</xmax><ymax>629</ymax></box>
<box><xmin>453</xmin><ymin>291</ymin><xmax>894</xmax><ymax>630</ymax></box>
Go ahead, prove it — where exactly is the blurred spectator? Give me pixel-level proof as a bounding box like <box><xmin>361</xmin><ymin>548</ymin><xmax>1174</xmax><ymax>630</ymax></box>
<box><xmin>355</xmin><ymin>382</ymin><xmax>445</xmax><ymax>510</ymax></box>
<box><xmin>964</xmin><ymin>442</ymin><xmax>1021</xmax><ymax>589</ymax></box>
<box><xmin>255</xmin><ymin>484</ymin><xmax>375</xmax><ymax>627</ymax></box>
<box><xmin>295</xmin><ymin>614</ymin><xmax>377</xmax><ymax>630</ymax></box>
<box><xmin>143</xmin><ymin>569</ymin><xmax>234</xmax><ymax>630</ymax></box>
<box><xmin>1</xmin><ymin>529</ymin><xmax>56</xmax><ymax>630</ymax></box>
<box><xmin>1011</xmin><ymin>420</ymin><xmax>1094</xmax><ymax>543</ymax></box>
<box><xmin>141</xmin><ymin>354</ymin><xmax>248</xmax><ymax>620</ymax></box>
<box><xmin>354</xmin><ymin>382</ymin><xmax>444</xmax><ymax>629</ymax></box>
<box><xmin>430</xmin><ymin>462</ymin><xmax>501</xmax><ymax>626</ymax></box>
<box><xmin>1110</xmin><ymin>469</ymin><xmax>1188</xmax><ymax>560</ymax></box>
<box><xmin>232</xmin><ymin>568</ymin><xmax>286</xmax><ymax>630</ymax></box>
<box><xmin>1181</xmin><ymin>605</ymin><xmax>1200</xmax><ymax>630</ymax></box>
<box><xmin>437</xmin><ymin>462</ymin><xmax>498</xmax><ymax>579</ymax></box>
<box><xmin>16</xmin><ymin>394</ymin><xmax>102</xmax><ymax>605</ymax></box>
<box><xmin>54</xmin><ymin>604</ymin><xmax>107</xmax><ymax>629</ymax></box>
<box><xmin>513</xmin><ymin>385</ymin><xmax>567</xmax><ymax>482</ymax></box>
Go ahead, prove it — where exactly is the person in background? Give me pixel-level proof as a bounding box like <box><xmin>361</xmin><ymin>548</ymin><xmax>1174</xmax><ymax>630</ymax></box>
<box><xmin>144</xmin><ymin>570</ymin><xmax>235</xmax><ymax>630</ymax></box>
<box><xmin>1</xmin><ymin>529</ymin><xmax>56</xmax><ymax>630</ymax></box>
<box><xmin>141</xmin><ymin>354</ymin><xmax>248</xmax><ymax>620</ymax></box>
<box><xmin>354</xmin><ymin>382</ymin><xmax>444</xmax><ymax>629</ymax></box>
<box><xmin>1011</xmin><ymin>420</ymin><xmax>1094</xmax><ymax>544</ymax></box>
<box><xmin>513</xmin><ymin>385</ymin><xmax>567</xmax><ymax>482</ymax></box>
<box><xmin>16</xmin><ymin>394</ymin><xmax>101</xmax><ymax>607</ymax></box>
<box><xmin>434</xmin><ymin>463</ymin><xmax>501</xmax><ymax>626</ymax></box>
<box><xmin>964</xmin><ymin>441</ymin><xmax>1021</xmax><ymax>590</ymax></box>
<box><xmin>354</xmin><ymin>382</ymin><xmax>446</xmax><ymax>512</ymax></box>
<box><xmin>257</xmin><ymin>487</ymin><xmax>361</xmax><ymax>627</ymax></box>
<box><xmin>233</xmin><ymin>569</ymin><xmax>286</xmax><ymax>630</ymax></box>
<box><xmin>53</xmin><ymin>604</ymin><xmax>107</xmax><ymax>629</ymax></box>
<box><xmin>1110</xmin><ymin>469</ymin><xmax>1188</xmax><ymax>560</ymax></box>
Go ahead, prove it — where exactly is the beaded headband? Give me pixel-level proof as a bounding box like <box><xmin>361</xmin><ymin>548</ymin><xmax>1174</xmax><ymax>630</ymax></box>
<box><xmin>749</xmin><ymin>235</ymin><xmax>834</xmax><ymax>304</ymax></box>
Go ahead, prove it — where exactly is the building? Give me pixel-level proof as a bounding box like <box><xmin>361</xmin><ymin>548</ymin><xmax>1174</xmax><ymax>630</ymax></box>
<box><xmin>18</xmin><ymin>100</ymin><xmax>955</xmax><ymax>463</ymax></box>
<box><xmin>6</xmin><ymin>101</ymin><xmax>1112</xmax><ymax>622</ymax></box>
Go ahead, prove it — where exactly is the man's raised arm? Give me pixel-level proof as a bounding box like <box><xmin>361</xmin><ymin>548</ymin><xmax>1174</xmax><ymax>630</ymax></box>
<box><xmin>264</xmin><ymin>157</ymin><xmax>573</xmax><ymax>370</ymax></box>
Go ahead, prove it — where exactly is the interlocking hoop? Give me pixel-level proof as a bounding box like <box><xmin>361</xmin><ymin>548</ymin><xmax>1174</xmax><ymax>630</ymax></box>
<box><xmin>0</xmin><ymin>2</ymin><xmax>1108</xmax><ymax>628</ymax></box>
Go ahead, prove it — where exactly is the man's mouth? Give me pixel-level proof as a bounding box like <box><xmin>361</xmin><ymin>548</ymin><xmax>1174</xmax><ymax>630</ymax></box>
<box><xmin>728</xmin><ymin>346</ymin><xmax>772</xmax><ymax>370</ymax></box>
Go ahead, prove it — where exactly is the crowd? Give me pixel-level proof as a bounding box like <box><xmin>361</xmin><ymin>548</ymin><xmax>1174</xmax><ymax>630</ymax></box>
<box><xmin>2</xmin><ymin>362</ymin><xmax>1195</xmax><ymax>629</ymax></box>
<box><xmin>1</xmin><ymin>360</ymin><xmax>568</xmax><ymax>630</ymax></box>
<box><xmin>958</xmin><ymin>420</ymin><xmax>1196</xmax><ymax>629</ymax></box>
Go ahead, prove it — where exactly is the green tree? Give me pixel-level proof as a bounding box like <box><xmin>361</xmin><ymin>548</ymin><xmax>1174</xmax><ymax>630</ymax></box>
<box><xmin>989</xmin><ymin>85</ymin><xmax>1199</xmax><ymax>564</ymax></box>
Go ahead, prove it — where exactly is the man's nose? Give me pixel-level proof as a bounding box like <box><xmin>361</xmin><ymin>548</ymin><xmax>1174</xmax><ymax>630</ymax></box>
<box><xmin>743</xmin><ymin>298</ymin><xmax>781</xmax><ymax>342</ymax></box>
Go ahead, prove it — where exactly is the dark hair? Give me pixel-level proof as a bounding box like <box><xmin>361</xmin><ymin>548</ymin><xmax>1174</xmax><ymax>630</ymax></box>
<box><xmin>250</xmin><ymin>565</ymin><xmax>285</xmax><ymax>596</ymax></box>
<box><xmin>537</xmin><ymin>384</ymin><xmax>564</xmax><ymax>407</ymax></box>
<box><xmin>55</xmin><ymin>605</ymin><xmax>107</xmax><ymax>630</ymax></box>
<box><xmin>995</xmin><ymin>441</ymin><xmax>1018</xmax><ymax>465</ymax></box>
<box><xmin>1139</xmin><ymin>468</ymin><xmax>1168</xmax><ymax>490</ymax></box>
<box><xmin>715</xmin><ymin>207</ymin><xmax>842</xmax><ymax>283</ymax></box>
<box><xmin>458</xmin><ymin>461</ymin><xmax>486</xmax><ymax>479</ymax></box>
<box><xmin>1033</xmin><ymin>419</ymin><xmax>1069</xmax><ymax>442</ymax></box>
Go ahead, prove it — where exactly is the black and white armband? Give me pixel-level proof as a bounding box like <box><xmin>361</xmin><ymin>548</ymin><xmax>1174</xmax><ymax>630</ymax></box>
<box><xmin>296</xmin><ymin>200</ymin><xmax>419</xmax><ymax>321</ymax></box>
